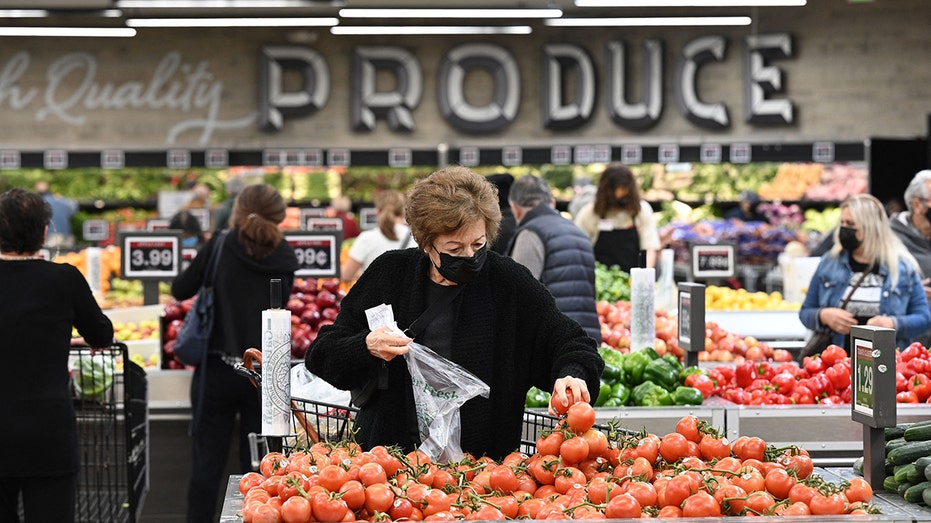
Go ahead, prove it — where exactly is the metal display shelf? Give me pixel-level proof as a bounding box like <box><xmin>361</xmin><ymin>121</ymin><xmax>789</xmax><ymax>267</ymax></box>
<box><xmin>706</xmin><ymin>309</ymin><xmax>808</xmax><ymax>342</ymax></box>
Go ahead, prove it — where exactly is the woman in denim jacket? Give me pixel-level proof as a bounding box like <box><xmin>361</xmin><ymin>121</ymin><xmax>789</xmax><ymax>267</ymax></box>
<box><xmin>800</xmin><ymin>194</ymin><xmax>931</xmax><ymax>352</ymax></box>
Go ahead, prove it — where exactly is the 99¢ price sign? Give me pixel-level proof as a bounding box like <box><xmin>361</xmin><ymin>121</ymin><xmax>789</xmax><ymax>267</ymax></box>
<box><xmin>286</xmin><ymin>232</ymin><xmax>342</xmax><ymax>278</ymax></box>
<box><xmin>120</xmin><ymin>233</ymin><xmax>182</xmax><ymax>280</ymax></box>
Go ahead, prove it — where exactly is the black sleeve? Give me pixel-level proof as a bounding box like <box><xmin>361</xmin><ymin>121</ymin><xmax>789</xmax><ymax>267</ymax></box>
<box><xmin>171</xmin><ymin>235</ymin><xmax>215</xmax><ymax>300</ymax></box>
<box><xmin>68</xmin><ymin>265</ymin><xmax>113</xmax><ymax>347</ymax></box>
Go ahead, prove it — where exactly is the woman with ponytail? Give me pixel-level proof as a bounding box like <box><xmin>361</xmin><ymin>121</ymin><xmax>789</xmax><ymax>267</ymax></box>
<box><xmin>171</xmin><ymin>184</ymin><xmax>299</xmax><ymax>523</ymax></box>
<box><xmin>340</xmin><ymin>189</ymin><xmax>416</xmax><ymax>282</ymax></box>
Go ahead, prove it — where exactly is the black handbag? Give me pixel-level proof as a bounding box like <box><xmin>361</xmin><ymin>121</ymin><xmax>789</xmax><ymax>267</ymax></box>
<box><xmin>350</xmin><ymin>285</ymin><xmax>462</xmax><ymax>408</ymax></box>
<box><xmin>796</xmin><ymin>269</ymin><xmax>869</xmax><ymax>362</ymax></box>
<box><xmin>174</xmin><ymin>232</ymin><xmax>226</xmax><ymax>366</ymax></box>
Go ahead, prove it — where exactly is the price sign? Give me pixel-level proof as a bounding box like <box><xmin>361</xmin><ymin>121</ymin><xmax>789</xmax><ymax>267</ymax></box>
<box><xmin>187</xmin><ymin>207</ymin><xmax>211</xmax><ymax>233</ymax></box>
<box><xmin>299</xmin><ymin>208</ymin><xmax>327</xmax><ymax>229</ymax></box>
<box><xmin>690</xmin><ymin>244</ymin><xmax>735</xmax><ymax>279</ymax></box>
<box><xmin>181</xmin><ymin>247</ymin><xmax>198</xmax><ymax>272</ymax></box>
<box><xmin>286</xmin><ymin>232</ymin><xmax>342</xmax><ymax>278</ymax></box>
<box><xmin>850</xmin><ymin>325</ymin><xmax>896</xmax><ymax>488</ymax></box>
<box><xmin>677</xmin><ymin>282</ymin><xmax>705</xmax><ymax>367</ymax></box>
<box><xmin>82</xmin><ymin>219</ymin><xmax>110</xmax><ymax>242</ymax></box>
<box><xmin>306</xmin><ymin>218</ymin><xmax>344</xmax><ymax>232</ymax></box>
<box><xmin>120</xmin><ymin>233</ymin><xmax>182</xmax><ymax>279</ymax></box>
<box><xmin>851</xmin><ymin>326</ymin><xmax>896</xmax><ymax>427</ymax></box>
<box><xmin>147</xmin><ymin>219</ymin><xmax>171</xmax><ymax>231</ymax></box>
<box><xmin>359</xmin><ymin>207</ymin><xmax>377</xmax><ymax>230</ymax></box>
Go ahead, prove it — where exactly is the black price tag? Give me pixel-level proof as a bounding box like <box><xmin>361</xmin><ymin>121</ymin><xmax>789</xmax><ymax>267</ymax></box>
<box><xmin>286</xmin><ymin>232</ymin><xmax>342</xmax><ymax>278</ymax></box>
<box><xmin>691</xmin><ymin>244</ymin><xmax>735</xmax><ymax>279</ymax></box>
<box><xmin>120</xmin><ymin>233</ymin><xmax>181</xmax><ymax>280</ymax></box>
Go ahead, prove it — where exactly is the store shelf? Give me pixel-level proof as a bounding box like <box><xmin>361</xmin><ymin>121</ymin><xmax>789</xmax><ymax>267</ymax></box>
<box><xmin>706</xmin><ymin>310</ymin><xmax>807</xmax><ymax>342</ymax></box>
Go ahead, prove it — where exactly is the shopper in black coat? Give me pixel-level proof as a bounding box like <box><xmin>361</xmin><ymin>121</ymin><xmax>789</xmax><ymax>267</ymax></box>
<box><xmin>306</xmin><ymin>167</ymin><xmax>603</xmax><ymax>461</ymax></box>
<box><xmin>172</xmin><ymin>184</ymin><xmax>298</xmax><ymax>523</ymax></box>
<box><xmin>0</xmin><ymin>188</ymin><xmax>114</xmax><ymax>523</ymax></box>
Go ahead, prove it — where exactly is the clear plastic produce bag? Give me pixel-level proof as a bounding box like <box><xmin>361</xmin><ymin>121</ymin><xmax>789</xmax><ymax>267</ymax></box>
<box><xmin>405</xmin><ymin>342</ymin><xmax>490</xmax><ymax>463</ymax></box>
<box><xmin>72</xmin><ymin>353</ymin><xmax>116</xmax><ymax>401</ymax></box>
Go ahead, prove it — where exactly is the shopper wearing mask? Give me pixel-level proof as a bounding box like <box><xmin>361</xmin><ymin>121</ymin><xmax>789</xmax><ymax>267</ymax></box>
<box><xmin>574</xmin><ymin>163</ymin><xmax>661</xmax><ymax>272</ymax></box>
<box><xmin>799</xmin><ymin>194</ymin><xmax>931</xmax><ymax>353</ymax></box>
<box><xmin>306</xmin><ymin>166</ymin><xmax>603</xmax><ymax>460</ymax></box>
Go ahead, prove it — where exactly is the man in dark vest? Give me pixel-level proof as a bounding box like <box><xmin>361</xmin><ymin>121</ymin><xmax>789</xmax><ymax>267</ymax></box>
<box><xmin>506</xmin><ymin>175</ymin><xmax>602</xmax><ymax>345</ymax></box>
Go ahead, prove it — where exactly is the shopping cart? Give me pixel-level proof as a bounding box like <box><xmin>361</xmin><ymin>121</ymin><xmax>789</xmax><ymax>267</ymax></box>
<box><xmin>69</xmin><ymin>343</ymin><xmax>149</xmax><ymax>523</ymax></box>
<box><xmin>235</xmin><ymin>347</ymin><xmax>627</xmax><ymax>459</ymax></box>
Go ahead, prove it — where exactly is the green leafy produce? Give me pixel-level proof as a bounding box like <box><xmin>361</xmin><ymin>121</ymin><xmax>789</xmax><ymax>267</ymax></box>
<box><xmin>72</xmin><ymin>354</ymin><xmax>116</xmax><ymax>401</ymax></box>
<box><xmin>594</xmin><ymin>262</ymin><xmax>630</xmax><ymax>303</ymax></box>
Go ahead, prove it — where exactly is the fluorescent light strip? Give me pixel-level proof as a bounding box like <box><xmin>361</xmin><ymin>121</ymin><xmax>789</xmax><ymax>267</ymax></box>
<box><xmin>339</xmin><ymin>8</ymin><xmax>562</xmax><ymax>18</ymax></box>
<box><xmin>117</xmin><ymin>0</ymin><xmax>333</xmax><ymax>7</ymax></box>
<box><xmin>331</xmin><ymin>26</ymin><xmax>532</xmax><ymax>35</ymax></box>
<box><xmin>546</xmin><ymin>16</ymin><xmax>751</xmax><ymax>26</ymax></box>
<box><xmin>0</xmin><ymin>27</ymin><xmax>137</xmax><ymax>37</ymax></box>
<box><xmin>127</xmin><ymin>17</ymin><xmax>338</xmax><ymax>27</ymax></box>
<box><xmin>0</xmin><ymin>10</ymin><xmax>49</xmax><ymax>17</ymax></box>
<box><xmin>575</xmin><ymin>0</ymin><xmax>804</xmax><ymax>6</ymax></box>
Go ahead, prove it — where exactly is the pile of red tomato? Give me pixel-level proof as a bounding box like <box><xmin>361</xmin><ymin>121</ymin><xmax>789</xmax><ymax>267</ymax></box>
<box><xmin>704</xmin><ymin>343</ymin><xmax>931</xmax><ymax>406</ymax></box>
<box><xmin>237</xmin><ymin>407</ymin><xmax>876</xmax><ymax>522</ymax></box>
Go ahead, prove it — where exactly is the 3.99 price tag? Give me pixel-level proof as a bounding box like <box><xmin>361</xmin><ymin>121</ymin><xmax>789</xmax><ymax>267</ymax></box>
<box><xmin>286</xmin><ymin>232</ymin><xmax>342</xmax><ymax>278</ymax></box>
<box><xmin>120</xmin><ymin>233</ymin><xmax>181</xmax><ymax>279</ymax></box>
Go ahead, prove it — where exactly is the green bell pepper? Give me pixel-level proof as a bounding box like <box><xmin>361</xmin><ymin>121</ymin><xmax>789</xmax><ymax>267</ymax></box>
<box><xmin>602</xmin><ymin>363</ymin><xmax>624</xmax><ymax>384</ymax></box>
<box><xmin>525</xmin><ymin>386</ymin><xmax>550</xmax><ymax>408</ymax></box>
<box><xmin>598</xmin><ymin>345</ymin><xmax>626</xmax><ymax>369</ymax></box>
<box><xmin>642</xmin><ymin>359</ymin><xmax>678</xmax><ymax>390</ymax></box>
<box><xmin>611</xmin><ymin>382</ymin><xmax>630</xmax><ymax>406</ymax></box>
<box><xmin>632</xmin><ymin>381</ymin><xmax>673</xmax><ymax>407</ymax></box>
<box><xmin>662</xmin><ymin>353</ymin><xmax>683</xmax><ymax>374</ymax></box>
<box><xmin>673</xmin><ymin>386</ymin><xmax>705</xmax><ymax>406</ymax></box>
<box><xmin>640</xmin><ymin>347</ymin><xmax>661</xmax><ymax>361</ymax></box>
<box><xmin>679</xmin><ymin>366</ymin><xmax>708</xmax><ymax>380</ymax></box>
<box><xmin>595</xmin><ymin>380</ymin><xmax>612</xmax><ymax>407</ymax></box>
<box><xmin>622</xmin><ymin>351</ymin><xmax>652</xmax><ymax>385</ymax></box>
<box><xmin>602</xmin><ymin>396</ymin><xmax>625</xmax><ymax>407</ymax></box>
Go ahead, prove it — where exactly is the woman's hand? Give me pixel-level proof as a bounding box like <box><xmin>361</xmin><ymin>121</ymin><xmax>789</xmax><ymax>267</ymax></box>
<box><xmin>549</xmin><ymin>375</ymin><xmax>591</xmax><ymax>416</ymax></box>
<box><xmin>819</xmin><ymin>307</ymin><xmax>857</xmax><ymax>334</ymax></box>
<box><xmin>866</xmin><ymin>315</ymin><xmax>895</xmax><ymax>329</ymax></box>
<box><xmin>365</xmin><ymin>326</ymin><xmax>412</xmax><ymax>361</ymax></box>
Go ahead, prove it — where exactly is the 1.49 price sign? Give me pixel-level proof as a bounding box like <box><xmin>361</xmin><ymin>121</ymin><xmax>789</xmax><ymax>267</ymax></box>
<box><xmin>120</xmin><ymin>233</ymin><xmax>181</xmax><ymax>279</ymax></box>
<box><xmin>286</xmin><ymin>232</ymin><xmax>342</xmax><ymax>278</ymax></box>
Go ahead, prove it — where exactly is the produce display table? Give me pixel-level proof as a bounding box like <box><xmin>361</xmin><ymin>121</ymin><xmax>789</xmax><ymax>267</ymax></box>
<box><xmin>218</xmin><ymin>471</ymin><xmax>931</xmax><ymax>522</ymax></box>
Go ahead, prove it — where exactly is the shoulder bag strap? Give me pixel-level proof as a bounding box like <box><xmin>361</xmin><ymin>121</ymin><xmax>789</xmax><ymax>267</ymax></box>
<box><xmin>203</xmin><ymin>231</ymin><xmax>227</xmax><ymax>287</ymax></box>
<box><xmin>838</xmin><ymin>268</ymin><xmax>871</xmax><ymax>310</ymax></box>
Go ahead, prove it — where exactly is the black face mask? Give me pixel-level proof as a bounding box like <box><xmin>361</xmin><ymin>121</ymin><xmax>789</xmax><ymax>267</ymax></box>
<box><xmin>839</xmin><ymin>226</ymin><xmax>862</xmax><ymax>252</ymax></box>
<box><xmin>924</xmin><ymin>205</ymin><xmax>931</xmax><ymax>225</ymax></box>
<box><xmin>432</xmin><ymin>245</ymin><xmax>487</xmax><ymax>285</ymax></box>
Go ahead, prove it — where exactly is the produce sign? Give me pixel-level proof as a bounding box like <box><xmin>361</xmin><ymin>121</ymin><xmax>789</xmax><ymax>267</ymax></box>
<box><xmin>690</xmin><ymin>243</ymin><xmax>735</xmax><ymax>279</ymax></box>
<box><xmin>82</xmin><ymin>219</ymin><xmax>110</xmax><ymax>242</ymax></box>
<box><xmin>286</xmin><ymin>232</ymin><xmax>342</xmax><ymax>279</ymax></box>
<box><xmin>305</xmin><ymin>218</ymin><xmax>344</xmax><ymax>232</ymax></box>
<box><xmin>119</xmin><ymin>232</ymin><xmax>181</xmax><ymax>279</ymax></box>
<box><xmin>359</xmin><ymin>207</ymin><xmax>377</xmax><ymax>230</ymax></box>
<box><xmin>851</xmin><ymin>326</ymin><xmax>896</xmax><ymax>427</ymax></box>
<box><xmin>237</xmin><ymin>412</ymin><xmax>878</xmax><ymax>521</ymax></box>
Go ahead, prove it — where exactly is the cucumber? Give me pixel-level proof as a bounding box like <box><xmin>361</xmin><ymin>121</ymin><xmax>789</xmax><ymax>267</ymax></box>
<box><xmin>904</xmin><ymin>481</ymin><xmax>931</xmax><ymax>503</ymax></box>
<box><xmin>888</xmin><ymin>461</ymin><xmax>897</xmax><ymax>475</ymax></box>
<box><xmin>896</xmin><ymin>464</ymin><xmax>917</xmax><ymax>484</ymax></box>
<box><xmin>924</xmin><ymin>486</ymin><xmax>931</xmax><ymax>506</ymax></box>
<box><xmin>887</xmin><ymin>423</ymin><xmax>911</xmax><ymax>440</ymax></box>
<box><xmin>916</xmin><ymin>456</ymin><xmax>931</xmax><ymax>471</ymax></box>
<box><xmin>853</xmin><ymin>456</ymin><xmax>864</xmax><ymax>476</ymax></box>
<box><xmin>905</xmin><ymin>424</ymin><xmax>931</xmax><ymax>442</ymax></box>
<box><xmin>887</xmin><ymin>437</ymin><xmax>910</xmax><ymax>453</ymax></box>
<box><xmin>888</xmin><ymin>441</ymin><xmax>931</xmax><ymax>465</ymax></box>
<box><xmin>908</xmin><ymin>464</ymin><xmax>925</xmax><ymax>484</ymax></box>
<box><xmin>898</xmin><ymin>481</ymin><xmax>914</xmax><ymax>497</ymax></box>
<box><xmin>884</xmin><ymin>475</ymin><xmax>900</xmax><ymax>492</ymax></box>
<box><xmin>925</xmin><ymin>462</ymin><xmax>931</xmax><ymax>482</ymax></box>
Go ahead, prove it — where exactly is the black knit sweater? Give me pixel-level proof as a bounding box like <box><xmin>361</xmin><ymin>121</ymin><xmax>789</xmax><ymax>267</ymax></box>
<box><xmin>305</xmin><ymin>248</ymin><xmax>604</xmax><ymax>460</ymax></box>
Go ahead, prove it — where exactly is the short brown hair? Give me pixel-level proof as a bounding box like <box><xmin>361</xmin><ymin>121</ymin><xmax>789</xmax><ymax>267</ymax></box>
<box><xmin>406</xmin><ymin>166</ymin><xmax>501</xmax><ymax>250</ymax></box>
<box><xmin>0</xmin><ymin>188</ymin><xmax>52</xmax><ymax>253</ymax></box>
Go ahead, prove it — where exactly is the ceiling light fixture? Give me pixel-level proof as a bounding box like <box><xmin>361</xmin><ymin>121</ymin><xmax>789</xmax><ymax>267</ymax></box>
<box><xmin>0</xmin><ymin>27</ymin><xmax>137</xmax><ymax>37</ymax></box>
<box><xmin>331</xmin><ymin>25</ymin><xmax>532</xmax><ymax>36</ymax></box>
<box><xmin>117</xmin><ymin>0</ymin><xmax>339</xmax><ymax>7</ymax></box>
<box><xmin>575</xmin><ymin>0</ymin><xmax>804</xmax><ymax>6</ymax></box>
<box><xmin>127</xmin><ymin>17</ymin><xmax>338</xmax><ymax>27</ymax></box>
<box><xmin>338</xmin><ymin>8</ymin><xmax>562</xmax><ymax>19</ymax></box>
<box><xmin>546</xmin><ymin>16</ymin><xmax>751</xmax><ymax>26</ymax></box>
<box><xmin>0</xmin><ymin>10</ymin><xmax>49</xmax><ymax>17</ymax></box>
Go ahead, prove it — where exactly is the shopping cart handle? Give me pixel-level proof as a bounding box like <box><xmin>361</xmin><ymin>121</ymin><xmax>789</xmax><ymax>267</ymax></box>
<box><xmin>233</xmin><ymin>362</ymin><xmax>262</xmax><ymax>387</ymax></box>
<box><xmin>234</xmin><ymin>348</ymin><xmax>264</xmax><ymax>387</ymax></box>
